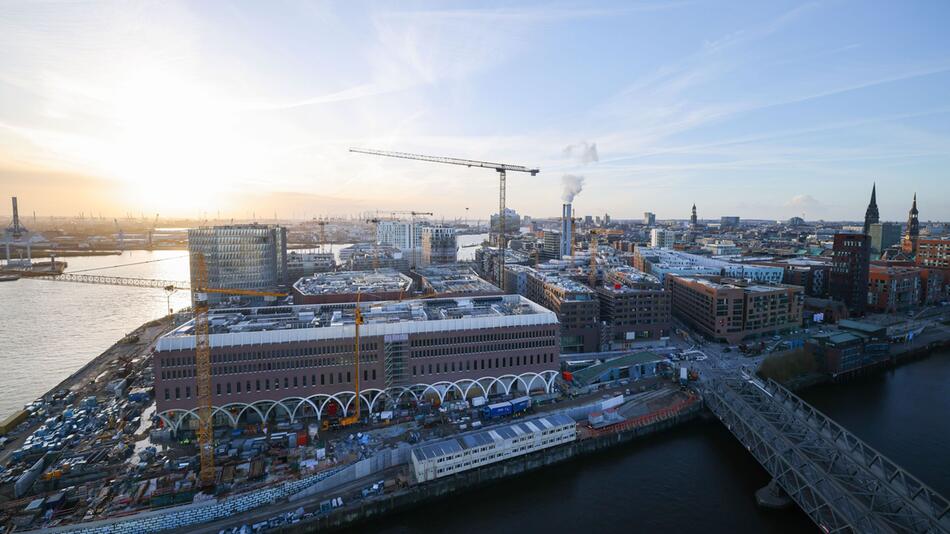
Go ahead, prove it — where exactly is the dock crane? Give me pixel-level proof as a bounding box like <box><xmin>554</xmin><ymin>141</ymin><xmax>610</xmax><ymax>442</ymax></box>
<box><xmin>191</xmin><ymin>253</ymin><xmax>288</xmax><ymax>488</ymax></box>
<box><xmin>350</xmin><ymin>148</ymin><xmax>539</xmax><ymax>280</ymax></box>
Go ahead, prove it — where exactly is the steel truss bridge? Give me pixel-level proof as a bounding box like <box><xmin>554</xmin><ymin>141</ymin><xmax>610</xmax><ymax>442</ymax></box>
<box><xmin>704</xmin><ymin>374</ymin><xmax>949</xmax><ymax>533</ymax></box>
<box><xmin>34</xmin><ymin>273</ymin><xmax>188</xmax><ymax>290</ymax></box>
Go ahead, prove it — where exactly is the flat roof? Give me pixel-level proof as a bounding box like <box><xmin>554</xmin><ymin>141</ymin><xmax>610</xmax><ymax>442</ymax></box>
<box><xmin>156</xmin><ymin>294</ymin><xmax>558</xmax><ymax>351</ymax></box>
<box><xmin>415</xmin><ymin>265</ymin><xmax>501</xmax><ymax>295</ymax></box>
<box><xmin>412</xmin><ymin>413</ymin><xmax>575</xmax><ymax>462</ymax></box>
<box><xmin>672</xmin><ymin>276</ymin><xmax>789</xmax><ymax>293</ymax></box>
<box><xmin>292</xmin><ymin>269</ymin><xmax>412</xmax><ymax>296</ymax></box>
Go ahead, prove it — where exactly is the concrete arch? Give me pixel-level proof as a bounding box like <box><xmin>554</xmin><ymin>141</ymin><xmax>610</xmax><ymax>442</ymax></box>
<box><xmin>318</xmin><ymin>394</ymin><xmax>347</xmax><ymax>417</ymax></box>
<box><xmin>495</xmin><ymin>374</ymin><xmax>530</xmax><ymax>395</ymax></box>
<box><xmin>164</xmin><ymin>406</ymin><xmax>237</xmax><ymax>432</ymax></box>
<box><xmin>290</xmin><ymin>397</ymin><xmax>321</xmax><ymax>421</ymax></box>
<box><xmin>262</xmin><ymin>399</ymin><xmax>296</xmax><ymax>422</ymax></box>
<box><xmin>457</xmin><ymin>379</ymin><xmax>488</xmax><ymax>399</ymax></box>
<box><xmin>232</xmin><ymin>403</ymin><xmax>266</xmax><ymax>425</ymax></box>
<box><xmin>154</xmin><ymin>412</ymin><xmax>176</xmax><ymax>431</ymax></box>
<box><xmin>429</xmin><ymin>381</ymin><xmax>465</xmax><ymax>403</ymax></box>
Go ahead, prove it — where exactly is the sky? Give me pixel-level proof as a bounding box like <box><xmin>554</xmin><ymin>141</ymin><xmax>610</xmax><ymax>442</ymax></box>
<box><xmin>1</xmin><ymin>1</ymin><xmax>949</xmax><ymax>222</ymax></box>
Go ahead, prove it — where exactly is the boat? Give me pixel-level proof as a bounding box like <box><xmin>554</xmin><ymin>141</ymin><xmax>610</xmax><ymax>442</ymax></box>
<box><xmin>0</xmin><ymin>260</ymin><xmax>68</xmax><ymax>277</ymax></box>
<box><xmin>0</xmin><ymin>274</ymin><xmax>20</xmax><ymax>282</ymax></box>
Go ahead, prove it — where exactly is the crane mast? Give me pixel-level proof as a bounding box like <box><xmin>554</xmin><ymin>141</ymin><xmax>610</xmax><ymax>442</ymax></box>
<box><xmin>350</xmin><ymin>148</ymin><xmax>539</xmax><ymax>283</ymax></box>
<box><xmin>191</xmin><ymin>254</ymin><xmax>288</xmax><ymax>488</ymax></box>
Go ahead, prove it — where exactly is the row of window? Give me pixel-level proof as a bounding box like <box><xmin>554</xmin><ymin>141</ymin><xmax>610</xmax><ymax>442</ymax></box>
<box><xmin>412</xmin><ymin>353</ymin><xmax>555</xmax><ymax>376</ymax></box>
<box><xmin>410</xmin><ymin>329</ymin><xmax>551</xmax><ymax>347</ymax></box>
<box><xmin>411</xmin><ymin>339</ymin><xmax>554</xmax><ymax>359</ymax></box>
<box><xmin>163</xmin><ymin>367</ymin><xmax>380</xmax><ymax>400</ymax></box>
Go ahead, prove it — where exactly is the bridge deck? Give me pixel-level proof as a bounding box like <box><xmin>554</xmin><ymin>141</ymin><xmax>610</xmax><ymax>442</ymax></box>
<box><xmin>704</xmin><ymin>375</ymin><xmax>949</xmax><ymax>533</ymax></box>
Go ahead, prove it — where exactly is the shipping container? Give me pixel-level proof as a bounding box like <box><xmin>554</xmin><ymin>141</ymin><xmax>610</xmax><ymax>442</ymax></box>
<box><xmin>481</xmin><ymin>401</ymin><xmax>512</xmax><ymax>419</ymax></box>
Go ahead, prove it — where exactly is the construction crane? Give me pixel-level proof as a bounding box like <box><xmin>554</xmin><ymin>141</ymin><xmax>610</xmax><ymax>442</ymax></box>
<box><xmin>191</xmin><ymin>253</ymin><xmax>288</xmax><ymax>488</ymax></box>
<box><xmin>337</xmin><ymin>292</ymin><xmax>364</xmax><ymax>428</ymax></box>
<box><xmin>350</xmin><ymin>148</ymin><xmax>539</xmax><ymax>279</ymax></box>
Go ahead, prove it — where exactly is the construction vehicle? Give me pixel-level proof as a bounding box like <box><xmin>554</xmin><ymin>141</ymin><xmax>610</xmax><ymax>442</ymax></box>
<box><xmin>350</xmin><ymin>148</ymin><xmax>539</xmax><ymax>280</ymax></box>
<box><xmin>191</xmin><ymin>253</ymin><xmax>288</xmax><ymax>489</ymax></box>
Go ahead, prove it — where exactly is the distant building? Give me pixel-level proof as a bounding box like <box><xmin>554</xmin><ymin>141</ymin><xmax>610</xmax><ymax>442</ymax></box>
<box><xmin>541</xmin><ymin>231</ymin><xmax>561</xmax><ymax>261</ymax></box>
<box><xmin>720</xmin><ymin>216</ymin><xmax>740</xmax><ymax>229</ymax></box>
<box><xmin>643</xmin><ymin>212</ymin><xmax>656</xmax><ymax>226</ymax></box>
<box><xmin>702</xmin><ymin>240</ymin><xmax>740</xmax><ymax>256</ymax></box>
<box><xmin>187</xmin><ymin>224</ymin><xmax>288</xmax><ymax>305</ymax></box>
<box><xmin>788</xmin><ymin>216</ymin><xmax>806</xmax><ymax>227</ymax></box>
<box><xmin>650</xmin><ymin>228</ymin><xmax>677</xmax><ymax>248</ymax></box>
<box><xmin>376</xmin><ymin>220</ymin><xmax>422</xmax><ymax>250</ymax></box>
<box><xmin>286</xmin><ymin>250</ymin><xmax>335</xmax><ymax>281</ymax></box>
<box><xmin>863</xmin><ymin>183</ymin><xmax>879</xmax><ymax>235</ymax></box>
<box><xmin>632</xmin><ymin>247</ymin><xmax>784</xmax><ymax>284</ymax></box>
<box><xmin>829</xmin><ymin>233</ymin><xmax>870</xmax><ymax>317</ymax></box>
<box><xmin>868</xmin><ymin>222</ymin><xmax>901</xmax><ymax>256</ymax></box>
<box><xmin>901</xmin><ymin>194</ymin><xmax>920</xmax><ymax>255</ymax></box>
<box><xmin>751</xmin><ymin>257</ymin><xmax>831</xmax><ymax>297</ymax></box>
<box><xmin>916</xmin><ymin>237</ymin><xmax>950</xmax><ymax>270</ymax></box>
<box><xmin>490</xmin><ymin>208</ymin><xmax>521</xmax><ymax>236</ymax></box>
<box><xmin>666</xmin><ymin>275</ymin><xmax>803</xmax><ymax>343</ymax></box>
<box><xmin>338</xmin><ymin>243</ymin><xmax>409</xmax><ymax>272</ymax></box>
<box><xmin>421</xmin><ymin>226</ymin><xmax>457</xmax><ymax>265</ymax></box>
<box><xmin>867</xmin><ymin>264</ymin><xmax>921</xmax><ymax>313</ymax></box>
<box><xmin>690</xmin><ymin>204</ymin><xmax>698</xmax><ymax>227</ymax></box>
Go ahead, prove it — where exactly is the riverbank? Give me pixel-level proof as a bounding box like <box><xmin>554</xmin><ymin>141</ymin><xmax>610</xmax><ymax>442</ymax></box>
<box><xmin>0</xmin><ymin>317</ymin><xmax>175</xmax><ymax>465</ymax></box>
<box><xmin>239</xmin><ymin>401</ymin><xmax>703</xmax><ymax>534</ymax></box>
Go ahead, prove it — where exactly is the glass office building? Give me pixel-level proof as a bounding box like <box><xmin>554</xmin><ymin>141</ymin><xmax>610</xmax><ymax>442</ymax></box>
<box><xmin>187</xmin><ymin>224</ymin><xmax>288</xmax><ymax>305</ymax></box>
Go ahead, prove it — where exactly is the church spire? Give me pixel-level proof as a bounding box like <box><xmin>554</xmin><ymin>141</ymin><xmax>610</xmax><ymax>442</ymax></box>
<box><xmin>863</xmin><ymin>182</ymin><xmax>879</xmax><ymax>234</ymax></box>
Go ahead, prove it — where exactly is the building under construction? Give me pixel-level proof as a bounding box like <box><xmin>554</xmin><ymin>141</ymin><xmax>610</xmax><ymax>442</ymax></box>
<box><xmin>292</xmin><ymin>269</ymin><xmax>413</xmax><ymax>304</ymax></box>
<box><xmin>413</xmin><ymin>264</ymin><xmax>502</xmax><ymax>298</ymax></box>
<box><xmin>153</xmin><ymin>295</ymin><xmax>560</xmax><ymax>429</ymax></box>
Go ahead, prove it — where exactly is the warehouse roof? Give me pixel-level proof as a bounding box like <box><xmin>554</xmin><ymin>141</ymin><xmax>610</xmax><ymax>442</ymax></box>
<box><xmin>411</xmin><ymin>413</ymin><xmax>575</xmax><ymax>462</ymax></box>
<box><xmin>570</xmin><ymin>351</ymin><xmax>665</xmax><ymax>386</ymax></box>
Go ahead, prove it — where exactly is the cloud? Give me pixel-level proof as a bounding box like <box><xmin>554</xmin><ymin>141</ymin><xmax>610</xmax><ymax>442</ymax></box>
<box><xmin>562</xmin><ymin>142</ymin><xmax>599</xmax><ymax>164</ymax></box>
<box><xmin>786</xmin><ymin>194</ymin><xmax>820</xmax><ymax>208</ymax></box>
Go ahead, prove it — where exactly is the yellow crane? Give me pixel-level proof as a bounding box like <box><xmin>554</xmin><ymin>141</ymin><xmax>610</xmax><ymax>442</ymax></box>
<box><xmin>337</xmin><ymin>292</ymin><xmax>364</xmax><ymax>428</ymax></box>
<box><xmin>191</xmin><ymin>253</ymin><xmax>288</xmax><ymax>488</ymax></box>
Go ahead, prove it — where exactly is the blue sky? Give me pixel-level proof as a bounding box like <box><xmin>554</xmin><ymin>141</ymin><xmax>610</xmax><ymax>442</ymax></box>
<box><xmin>1</xmin><ymin>1</ymin><xmax>948</xmax><ymax>221</ymax></box>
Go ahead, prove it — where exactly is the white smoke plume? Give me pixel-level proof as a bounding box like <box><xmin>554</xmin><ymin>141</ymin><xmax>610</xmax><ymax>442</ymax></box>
<box><xmin>562</xmin><ymin>141</ymin><xmax>599</xmax><ymax>164</ymax></box>
<box><xmin>561</xmin><ymin>175</ymin><xmax>585</xmax><ymax>203</ymax></box>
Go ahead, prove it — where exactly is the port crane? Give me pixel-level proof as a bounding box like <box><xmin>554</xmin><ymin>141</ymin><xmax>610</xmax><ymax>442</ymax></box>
<box><xmin>350</xmin><ymin>148</ymin><xmax>539</xmax><ymax>279</ymax></box>
<box><xmin>191</xmin><ymin>253</ymin><xmax>288</xmax><ymax>488</ymax></box>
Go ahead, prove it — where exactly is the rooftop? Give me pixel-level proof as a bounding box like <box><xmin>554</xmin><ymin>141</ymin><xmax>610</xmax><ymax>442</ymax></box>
<box><xmin>671</xmin><ymin>275</ymin><xmax>793</xmax><ymax>293</ymax></box>
<box><xmin>292</xmin><ymin>269</ymin><xmax>412</xmax><ymax>296</ymax></box>
<box><xmin>412</xmin><ymin>413</ymin><xmax>575</xmax><ymax>462</ymax></box>
<box><xmin>415</xmin><ymin>265</ymin><xmax>502</xmax><ymax>295</ymax></box>
<box><xmin>571</xmin><ymin>351</ymin><xmax>666</xmax><ymax>386</ymax></box>
<box><xmin>156</xmin><ymin>295</ymin><xmax>558</xmax><ymax>350</ymax></box>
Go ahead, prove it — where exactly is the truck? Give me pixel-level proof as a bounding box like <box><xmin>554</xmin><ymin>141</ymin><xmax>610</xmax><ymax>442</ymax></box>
<box><xmin>510</xmin><ymin>396</ymin><xmax>531</xmax><ymax>415</ymax></box>
<box><xmin>481</xmin><ymin>401</ymin><xmax>513</xmax><ymax>419</ymax></box>
<box><xmin>679</xmin><ymin>367</ymin><xmax>688</xmax><ymax>388</ymax></box>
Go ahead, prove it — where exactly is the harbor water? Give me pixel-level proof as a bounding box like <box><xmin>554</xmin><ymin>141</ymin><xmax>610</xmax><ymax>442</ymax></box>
<box><xmin>367</xmin><ymin>352</ymin><xmax>950</xmax><ymax>534</ymax></box>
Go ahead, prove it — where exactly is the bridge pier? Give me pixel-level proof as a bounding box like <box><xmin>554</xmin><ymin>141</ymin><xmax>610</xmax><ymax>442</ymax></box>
<box><xmin>755</xmin><ymin>479</ymin><xmax>791</xmax><ymax>509</ymax></box>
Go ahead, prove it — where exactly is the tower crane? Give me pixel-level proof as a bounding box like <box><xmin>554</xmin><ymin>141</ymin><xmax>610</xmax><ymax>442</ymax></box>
<box><xmin>191</xmin><ymin>253</ymin><xmax>288</xmax><ymax>488</ymax></box>
<box><xmin>350</xmin><ymin>148</ymin><xmax>539</xmax><ymax>280</ymax></box>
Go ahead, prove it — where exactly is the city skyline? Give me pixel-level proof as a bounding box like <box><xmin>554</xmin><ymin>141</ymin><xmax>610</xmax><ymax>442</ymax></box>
<box><xmin>2</xmin><ymin>1</ymin><xmax>949</xmax><ymax>220</ymax></box>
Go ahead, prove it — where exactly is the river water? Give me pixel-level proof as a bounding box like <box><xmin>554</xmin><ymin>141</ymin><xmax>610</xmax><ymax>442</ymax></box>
<box><xmin>2</xmin><ymin>237</ymin><xmax>946</xmax><ymax>533</ymax></box>
<box><xmin>368</xmin><ymin>353</ymin><xmax>950</xmax><ymax>534</ymax></box>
